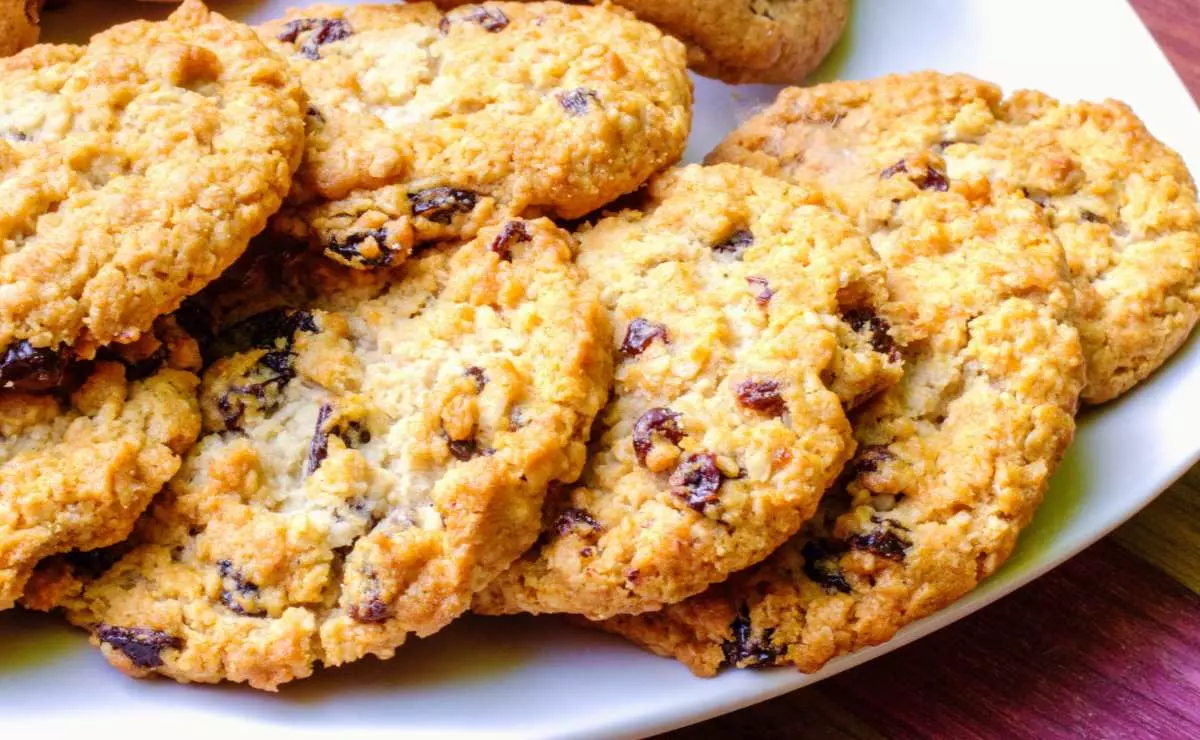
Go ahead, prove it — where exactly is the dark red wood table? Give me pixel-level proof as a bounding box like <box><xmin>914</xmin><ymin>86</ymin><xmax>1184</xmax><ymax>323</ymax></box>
<box><xmin>666</xmin><ymin>2</ymin><xmax>1200</xmax><ymax>737</ymax></box>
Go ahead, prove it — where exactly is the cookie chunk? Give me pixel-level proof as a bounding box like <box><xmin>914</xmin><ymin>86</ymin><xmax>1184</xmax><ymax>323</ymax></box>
<box><xmin>259</xmin><ymin>2</ymin><xmax>691</xmax><ymax>269</ymax></box>
<box><xmin>0</xmin><ymin>0</ymin><xmax>306</xmax><ymax>358</ymax></box>
<box><xmin>0</xmin><ymin>317</ymin><xmax>202</xmax><ymax>610</ymax></box>
<box><xmin>598</xmin><ymin>158</ymin><xmax>1086</xmax><ymax>676</ymax></box>
<box><xmin>473</xmin><ymin>164</ymin><xmax>901</xmax><ymax>620</ymax></box>
<box><xmin>0</xmin><ymin>0</ymin><xmax>39</xmax><ymax>57</ymax></box>
<box><xmin>709</xmin><ymin>72</ymin><xmax>1200</xmax><ymax>403</ymax></box>
<box><xmin>432</xmin><ymin>0</ymin><xmax>849</xmax><ymax>84</ymax></box>
<box><xmin>51</xmin><ymin>219</ymin><xmax>611</xmax><ymax>690</ymax></box>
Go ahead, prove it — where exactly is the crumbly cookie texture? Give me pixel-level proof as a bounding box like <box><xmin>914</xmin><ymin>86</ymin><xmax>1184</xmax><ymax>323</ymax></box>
<box><xmin>709</xmin><ymin>71</ymin><xmax>1200</xmax><ymax>403</ymax></box>
<box><xmin>599</xmin><ymin>148</ymin><xmax>1085</xmax><ymax>676</ymax></box>
<box><xmin>0</xmin><ymin>318</ymin><xmax>202</xmax><ymax>611</ymax></box>
<box><xmin>259</xmin><ymin>2</ymin><xmax>691</xmax><ymax>269</ymax></box>
<box><xmin>474</xmin><ymin>164</ymin><xmax>902</xmax><ymax>620</ymax></box>
<box><xmin>432</xmin><ymin>0</ymin><xmax>848</xmax><ymax>84</ymax></box>
<box><xmin>50</xmin><ymin>219</ymin><xmax>611</xmax><ymax>690</ymax></box>
<box><xmin>0</xmin><ymin>0</ymin><xmax>39</xmax><ymax>57</ymax></box>
<box><xmin>0</xmin><ymin>0</ymin><xmax>306</xmax><ymax>357</ymax></box>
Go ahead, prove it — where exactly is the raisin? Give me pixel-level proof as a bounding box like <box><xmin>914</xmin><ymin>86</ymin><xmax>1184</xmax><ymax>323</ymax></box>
<box><xmin>917</xmin><ymin>167</ymin><xmax>950</xmax><ymax>192</ymax></box>
<box><xmin>850</xmin><ymin>445</ymin><xmax>892</xmax><ymax>476</ymax></box>
<box><xmin>326</xmin><ymin>229</ymin><xmax>396</xmax><ymax>268</ymax></box>
<box><xmin>669</xmin><ymin>453</ymin><xmax>725</xmax><ymax>512</ymax></box>
<box><xmin>439</xmin><ymin>7</ymin><xmax>510</xmax><ymax>33</ymax></box>
<box><xmin>712</xmin><ymin>228</ymin><xmax>754</xmax><ymax>259</ymax></box>
<box><xmin>465</xmin><ymin>366</ymin><xmax>488</xmax><ymax>391</ymax></box>
<box><xmin>1081</xmin><ymin>210</ymin><xmax>1106</xmax><ymax>224</ymax></box>
<box><xmin>735</xmin><ymin>379</ymin><xmax>786</xmax><ymax>417</ymax></box>
<box><xmin>880</xmin><ymin>159</ymin><xmax>949</xmax><ymax>191</ymax></box>
<box><xmin>349</xmin><ymin>597</ymin><xmax>392</xmax><ymax>624</ymax></box>
<box><xmin>554</xmin><ymin>508</ymin><xmax>601</xmax><ymax>537</ymax></box>
<box><xmin>490</xmin><ymin>221</ymin><xmax>531</xmax><ymax>261</ymax></box>
<box><xmin>721</xmin><ymin>609</ymin><xmax>778</xmax><ymax>668</ymax></box>
<box><xmin>620</xmin><ymin>318</ymin><xmax>668</xmax><ymax>356</ymax></box>
<box><xmin>557</xmin><ymin>88</ymin><xmax>600</xmax><ymax>116</ymax></box>
<box><xmin>632</xmin><ymin>407</ymin><xmax>685</xmax><ymax>465</ymax></box>
<box><xmin>801</xmin><ymin>539</ymin><xmax>852</xmax><ymax>593</ymax></box>
<box><xmin>217</xmin><ymin>560</ymin><xmax>264</xmax><ymax>617</ymax></box>
<box><xmin>746</xmin><ymin>276</ymin><xmax>774</xmax><ymax>306</ymax></box>
<box><xmin>277</xmin><ymin>18</ymin><xmax>354</xmax><ymax>60</ymax></box>
<box><xmin>0</xmin><ymin>340</ymin><xmax>71</xmax><ymax>393</ymax></box>
<box><xmin>847</xmin><ymin>520</ymin><xmax>911</xmax><ymax>561</ymax></box>
<box><xmin>844</xmin><ymin>309</ymin><xmax>900</xmax><ymax>362</ymax></box>
<box><xmin>217</xmin><ymin>358</ymin><xmax>296</xmax><ymax>431</ymax></box>
<box><xmin>95</xmin><ymin>625</ymin><xmax>182</xmax><ymax>669</ymax></box>
<box><xmin>448</xmin><ymin>438</ymin><xmax>478</xmax><ymax>461</ymax></box>
<box><xmin>306</xmin><ymin>403</ymin><xmax>372</xmax><ymax>475</ymax></box>
<box><xmin>409</xmin><ymin>187</ymin><xmax>479</xmax><ymax>224</ymax></box>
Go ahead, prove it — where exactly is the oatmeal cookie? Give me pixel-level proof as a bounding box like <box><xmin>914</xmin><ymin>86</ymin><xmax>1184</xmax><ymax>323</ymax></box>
<box><xmin>432</xmin><ymin>0</ymin><xmax>849</xmax><ymax>84</ymax></box>
<box><xmin>0</xmin><ymin>317</ymin><xmax>202</xmax><ymax>611</ymax></box>
<box><xmin>0</xmin><ymin>0</ymin><xmax>39</xmax><ymax>57</ymax></box>
<box><xmin>51</xmin><ymin>219</ymin><xmax>611</xmax><ymax>690</ymax></box>
<box><xmin>599</xmin><ymin>151</ymin><xmax>1085</xmax><ymax>675</ymax></box>
<box><xmin>0</xmin><ymin>0</ymin><xmax>305</xmax><ymax>358</ymax></box>
<box><xmin>259</xmin><ymin>2</ymin><xmax>691</xmax><ymax>269</ymax></box>
<box><xmin>709</xmin><ymin>71</ymin><xmax>1200</xmax><ymax>403</ymax></box>
<box><xmin>474</xmin><ymin>164</ymin><xmax>902</xmax><ymax>620</ymax></box>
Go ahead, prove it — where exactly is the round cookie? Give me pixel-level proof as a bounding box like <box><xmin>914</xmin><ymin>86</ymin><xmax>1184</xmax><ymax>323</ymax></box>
<box><xmin>598</xmin><ymin>163</ymin><xmax>1086</xmax><ymax>676</ymax></box>
<box><xmin>432</xmin><ymin>0</ymin><xmax>849</xmax><ymax>84</ymax></box>
<box><xmin>0</xmin><ymin>0</ymin><xmax>306</xmax><ymax>358</ymax></box>
<box><xmin>0</xmin><ymin>317</ymin><xmax>202</xmax><ymax>611</ymax></box>
<box><xmin>473</xmin><ymin>164</ymin><xmax>902</xmax><ymax>621</ymax></box>
<box><xmin>259</xmin><ymin>2</ymin><xmax>691</xmax><ymax>270</ymax></box>
<box><xmin>709</xmin><ymin>71</ymin><xmax>1200</xmax><ymax>403</ymax></box>
<box><xmin>0</xmin><ymin>0</ymin><xmax>39</xmax><ymax>57</ymax></box>
<box><xmin>51</xmin><ymin>219</ymin><xmax>611</xmax><ymax>690</ymax></box>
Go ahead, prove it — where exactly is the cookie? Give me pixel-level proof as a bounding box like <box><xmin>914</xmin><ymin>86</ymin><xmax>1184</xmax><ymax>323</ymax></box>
<box><xmin>259</xmin><ymin>2</ymin><xmax>691</xmax><ymax>269</ymax></box>
<box><xmin>0</xmin><ymin>0</ymin><xmax>306</xmax><ymax>360</ymax></box>
<box><xmin>598</xmin><ymin>154</ymin><xmax>1086</xmax><ymax>676</ymax></box>
<box><xmin>709</xmin><ymin>72</ymin><xmax>1200</xmax><ymax>403</ymax></box>
<box><xmin>0</xmin><ymin>0</ymin><xmax>39</xmax><ymax>57</ymax></box>
<box><xmin>50</xmin><ymin>219</ymin><xmax>611</xmax><ymax>690</ymax></box>
<box><xmin>432</xmin><ymin>0</ymin><xmax>849</xmax><ymax>84</ymax></box>
<box><xmin>473</xmin><ymin>164</ymin><xmax>901</xmax><ymax>621</ymax></box>
<box><xmin>0</xmin><ymin>317</ymin><xmax>202</xmax><ymax>611</ymax></box>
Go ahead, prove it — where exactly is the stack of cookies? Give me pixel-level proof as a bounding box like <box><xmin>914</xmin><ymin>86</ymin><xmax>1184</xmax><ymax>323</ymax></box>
<box><xmin>1</xmin><ymin>1</ymin><xmax>1197</xmax><ymax>692</ymax></box>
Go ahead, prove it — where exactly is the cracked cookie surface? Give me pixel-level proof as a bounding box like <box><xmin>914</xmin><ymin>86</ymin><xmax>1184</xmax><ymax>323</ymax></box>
<box><xmin>259</xmin><ymin>2</ymin><xmax>691</xmax><ymax>269</ymax></box>
<box><xmin>709</xmin><ymin>71</ymin><xmax>1200</xmax><ymax>403</ymax></box>
<box><xmin>0</xmin><ymin>0</ymin><xmax>305</xmax><ymax>358</ymax></box>
<box><xmin>1</xmin><ymin>318</ymin><xmax>201</xmax><ymax>611</ymax></box>
<box><xmin>433</xmin><ymin>0</ymin><xmax>848</xmax><ymax>84</ymax></box>
<box><xmin>599</xmin><ymin>137</ymin><xmax>1085</xmax><ymax>676</ymax></box>
<box><xmin>474</xmin><ymin>164</ymin><xmax>902</xmax><ymax>620</ymax></box>
<box><xmin>47</xmin><ymin>219</ymin><xmax>610</xmax><ymax>690</ymax></box>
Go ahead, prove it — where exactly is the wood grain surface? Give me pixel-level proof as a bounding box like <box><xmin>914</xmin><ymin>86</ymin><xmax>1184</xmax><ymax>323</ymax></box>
<box><xmin>664</xmin><ymin>1</ymin><xmax>1200</xmax><ymax>737</ymax></box>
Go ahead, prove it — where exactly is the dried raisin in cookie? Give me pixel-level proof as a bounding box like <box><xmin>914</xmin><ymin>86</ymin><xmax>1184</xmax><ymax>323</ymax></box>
<box><xmin>0</xmin><ymin>0</ymin><xmax>39</xmax><ymax>57</ymax></box>
<box><xmin>709</xmin><ymin>72</ymin><xmax>1200</xmax><ymax>403</ymax></box>
<box><xmin>432</xmin><ymin>0</ymin><xmax>849</xmax><ymax>85</ymax></box>
<box><xmin>50</xmin><ymin>219</ymin><xmax>611</xmax><ymax>690</ymax></box>
<box><xmin>259</xmin><ymin>2</ymin><xmax>691</xmax><ymax>269</ymax></box>
<box><xmin>598</xmin><ymin>164</ymin><xmax>1085</xmax><ymax>676</ymax></box>
<box><xmin>473</xmin><ymin>164</ymin><xmax>901</xmax><ymax>621</ymax></box>
<box><xmin>0</xmin><ymin>0</ymin><xmax>305</xmax><ymax>358</ymax></box>
<box><xmin>0</xmin><ymin>317</ymin><xmax>202</xmax><ymax>610</ymax></box>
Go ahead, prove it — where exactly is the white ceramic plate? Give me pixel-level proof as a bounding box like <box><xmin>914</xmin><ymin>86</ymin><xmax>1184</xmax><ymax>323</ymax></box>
<box><xmin>6</xmin><ymin>1</ymin><xmax>1199</xmax><ymax>737</ymax></box>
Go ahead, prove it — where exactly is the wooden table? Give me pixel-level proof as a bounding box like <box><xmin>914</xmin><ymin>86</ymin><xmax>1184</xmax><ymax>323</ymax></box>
<box><xmin>667</xmin><ymin>2</ymin><xmax>1200</xmax><ymax>737</ymax></box>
